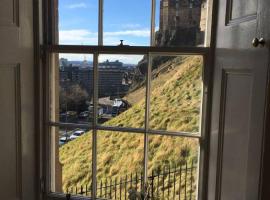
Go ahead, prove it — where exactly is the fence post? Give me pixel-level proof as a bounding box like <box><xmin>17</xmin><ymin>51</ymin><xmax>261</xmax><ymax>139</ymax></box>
<box><xmin>168</xmin><ymin>165</ymin><xmax>171</xmax><ymax>198</ymax></box>
<box><xmin>110</xmin><ymin>178</ymin><xmax>113</xmax><ymax>199</ymax></box>
<box><xmin>90</xmin><ymin>183</ymin><xmax>92</xmax><ymax>197</ymax></box>
<box><xmin>184</xmin><ymin>161</ymin><xmax>188</xmax><ymax>200</ymax></box>
<box><xmin>162</xmin><ymin>166</ymin><xmax>165</xmax><ymax>199</ymax></box>
<box><xmin>135</xmin><ymin>172</ymin><xmax>138</xmax><ymax>191</ymax></box>
<box><xmin>120</xmin><ymin>177</ymin><xmax>122</xmax><ymax>200</ymax></box>
<box><xmin>130</xmin><ymin>173</ymin><xmax>133</xmax><ymax>189</ymax></box>
<box><xmin>114</xmin><ymin>178</ymin><xmax>117</xmax><ymax>199</ymax></box>
<box><xmin>190</xmin><ymin>160</ymin><xmax>194</xmax><ymax>200</ymax></box>
<box><xmin>173</xmin><ymin>165</ymin><xmax>176</xmax><ymax>199</ymax></box>
<box><xmin>96</xmin><ymin>181</ymin><xmax>98</xmax><ymax>198</ymax></box>
<box><xmin>157</xmin><ymin>170</ymin><xmax>160</xmax><ymax>198</ymax></box>
<box><xmin>100</xmin><ymin>180</ymin><xmax>103</xmax><ymax>198</ymax></box>
<box><xmin>125</xmin><ymin>175</ymin><xmax>127</xmax><ymax>200</ymax></box>
<box><xmin>179</xmin><ymin>165</ymin><xmax>182</xmax><ymax>200</ymax></box>
<box><xmin>140</xmin><ymin>172</ymin><xmax>143</xmax><ymax>192</ymax></box>
<box><xmin>105</xmin><ymin>179</ymin><xmax>107</xmax><ymax>198</ymax></box>
<box><xmin>151</xmin><ymin>170</ymin><xmax>154</xmax><ymax>198</ymax></box>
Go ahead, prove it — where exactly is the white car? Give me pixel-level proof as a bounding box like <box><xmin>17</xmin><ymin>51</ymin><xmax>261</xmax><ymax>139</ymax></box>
<box><xmin>69</xmin><ymin>130</ymin><xmax>85</xmax><ymax>140</ymax></box>
<box><xmin>59</xmin><ymin>136</ymin><xmax>69</xmax><ymax>146</ymax></box>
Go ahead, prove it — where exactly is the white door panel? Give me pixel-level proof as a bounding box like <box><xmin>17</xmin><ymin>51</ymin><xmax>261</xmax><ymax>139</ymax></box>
<box><xmin>0</xmin><ymin>0</ymin><xmax>36</xmax><ymax>199</ymax></box>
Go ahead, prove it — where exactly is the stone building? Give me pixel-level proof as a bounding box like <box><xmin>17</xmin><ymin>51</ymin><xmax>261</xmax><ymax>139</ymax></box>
<box><xmin>59</xmin><ymin>60</ymin><xmax>130</xmax><ymax>99</ymax></box>
<box><xmin>160</xmin><ymin>0</ymin><xmax>202</xmax><ymax>32</ymax></box>
<box><xmin>158</xmin><ymin>0</ymin><xmax>205</xmax><ymax>46</ymax></box>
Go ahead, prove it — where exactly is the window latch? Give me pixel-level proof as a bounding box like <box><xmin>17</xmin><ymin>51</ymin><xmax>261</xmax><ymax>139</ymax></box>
<box><xmin>118</xmin><ymin>40</ymin><xmax>129</xmax><ymax>47</ymax></box>
<box><xmin>119</xmin><ymin>40</ymin><xmax>124</xmax><ymax>46</ymax></box>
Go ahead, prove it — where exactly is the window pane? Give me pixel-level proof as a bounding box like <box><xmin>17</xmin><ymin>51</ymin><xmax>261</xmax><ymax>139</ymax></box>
<box><xmin>149</xmin><ymin>55</ymin><xmax>203</xmax><ymax>133</ymax></box>
<box><xmin>98</xmin><ymin>54</ymin><xmax>146</xmax><ymax>129</ymax></box>
<box><xmin>97</xmin><ymin>131</ymin><xmax>144</xmax><ymax>199</ymax></box>
<box><xmin>148</xmin><ymin>135</ymin><xmax>199</xmax><ymax>200</ymax></box>
<box><xmin>58</xmin><ymin>0</ymin><xmax>98</xmax><ymax>45</ymax></box>
<box><xmin>155</xmin><ymin>0</ymin><xmax>207</xmax><ymax>47</ymax></box>
<box><xmin>50</xmin><ymin>127</ymin><xmax>92</xmax><ymax>197</ymax></box>
<box><xmin>50</xmin><ymin>54</ymin><xmax>94</xmax><ymax>125</ymax></box>
<box><xmin>103</xmin><ymin>0</ymin><xmax>151</xmax><ymax>46</ymax></box>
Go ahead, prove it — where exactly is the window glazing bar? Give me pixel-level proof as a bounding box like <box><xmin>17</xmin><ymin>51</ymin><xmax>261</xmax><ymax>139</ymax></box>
<box><xmin>91</xmin><ymin>53</ymin><xmax>99</xmax><ymax>199</ymax></box>
<box><xmin>47</xmin><ymin>192</ymin><xmax>111</xmax><ymax>200</ymax></box>
<box><xmin>96</xmin><ymin>125</ymin><xmax>145</xmax><ymax>134</ymax></box>
<box><xmin>98</xmin><ymin>0</ymin><xmax>103</xmax><ymax>45</ymax></box>
<box><xmin>148</xmin><ymin>130</ymin><xmax>201</xmax><ymax>138</ymax></box>
<box><xmin>196</xmin><ymin>59</ymin><xmax>206</xmax><ymax>199</ymax></box>
<box><xmin>47</xmin><ymin>192</ymin><xmax>92</xmax><ymax>200</ymax></box>
<box><xmin>150</xmin><ymin>0</ymin><xmax>156</xmax><ymax>46</ymax></box>
<box><xmin>45</xmin><ymin>45</ymin><xmax>210</xmax><ymax>55</ymax></box>
<box><xmin>47</xmin><ymin>192</ymin><xmax>114</xmax><ymax>200</ymax></box>
<box><xmin>47</xmin><ymin>122</ymin><xmax>201</xmax><ymax>138</ymax></box>
<box><xmin>143</xmin><ymin>53</ymin><xmax>152</xmax><ymax>188</ymax></box>
<box><xmin>196</xmin><ymin>53</ymin><xmax>212</xmax><ymax>200</ymax></box>
<box><xmin>48</xmin><ymin>122</ymin><xmax>93</xmax><ymax>129</ymax></box>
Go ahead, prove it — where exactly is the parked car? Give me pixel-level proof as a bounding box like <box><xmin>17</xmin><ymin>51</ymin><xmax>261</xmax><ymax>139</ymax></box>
<box><xmin>69</xmin><ymin>130</ymin><xmax>85</xmax><ymax>140</ymax></box>
<box><xmin>88</xmin><ymin>105</ymin><xmax>104</xmax><ymax>117</ymax></box>
<box><xmin>59</xmin><ymin>136</ymin><xmax>70</xmax><ymax>146</ymax></box>
<box><xmin>79</xmin><ymin>111</ymin><xmax>89</xmax><ymax>118</ymax></box>
<box><xmin>66</xmin><ymin>111</ymin><xmax>77</xmax><ymax>116</ymax></box>
<box><xmin>111</xmin><ymin>99</ymin><xmax>130</xmax><ymax>117</ymax></box>
<box><xmin>60</xmin><ymin>111</ymin><xmax>78</xmax><ymax>123</ymax></box>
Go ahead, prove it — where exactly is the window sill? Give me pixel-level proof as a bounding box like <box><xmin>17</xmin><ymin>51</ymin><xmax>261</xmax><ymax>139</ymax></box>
<box><xmin>47</xmin><ymin>193</ymin><xmax>92</xmax><ymax>200</ymax></box>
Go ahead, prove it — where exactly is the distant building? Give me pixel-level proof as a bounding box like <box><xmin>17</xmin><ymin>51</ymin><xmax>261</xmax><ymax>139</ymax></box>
<box><xmin>59</xmin><ymin>60</ymin><xmax>132</xmax><ymax>98</ymax></box>
<box><xmin>99</xmin><ymin>59</ymin><xmax>123</xmax><ymax>68</ymax></box>
<box><xmin>59</xmin><ymin>58</ymin><xmax>69</xmax><ymax>70</ymax></box>
<box><xmin>158</xmin><ymin>0</ymin><xmax>205</xmax><ymax>46</ymax></box>
<box><xmin>98</xmin><ymin>67</ymin><xmax>129</xmax><ymax>97</ymax></box>
<box><xmin>160</xmin><ymin>0</ymin><xmax>202</xmax><ymax>32</ymax></box>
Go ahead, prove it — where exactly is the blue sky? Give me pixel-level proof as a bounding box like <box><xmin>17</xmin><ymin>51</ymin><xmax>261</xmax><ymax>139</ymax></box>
<box><xmin>59</xmin><ymin>0</ymin><xmax>160</xmax><ymax>63</ymax></box>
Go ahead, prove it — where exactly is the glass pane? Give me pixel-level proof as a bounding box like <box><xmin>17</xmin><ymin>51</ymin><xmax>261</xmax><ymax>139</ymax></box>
<box><xmin>98</xmin><ymin>54</ymin><xmax>146</xmax><ymax>129</ymax></box>
<box><xmin>50</xmin><ymin>126</ymin><xmax>92</xmax><ymax>197</ymax></box>
<box><xmin>50</xmin><ymin>54</ymin><xmax>94</xmax><ymax>125</ymax></box>
<box><xmin>58</xmin><ymin>0</ymin><xmax>98</xmax><ymax>45</ymax></box>
<box><xmin>103</xmin><ymin>0</ymin><xmax>151</xmax><ymax>46</ymax></box>
<box><xmin>97</xmin><ymin>131</ymin><xmax>144</xmax><ymax>199</ymax></box>
<box><xmin>149</xmin><ymin>55</ymin><xmax>203</xmax><ymax>133</ymax></box>
<box><xmin>154</xmin><ymin>0</ymin><xmax>207</xmax><ymax>47</ymax></box>
<box><xmin>148</xmin><ymin>135</ymin><xmax>199</xmax><ymax>200</ymax></box>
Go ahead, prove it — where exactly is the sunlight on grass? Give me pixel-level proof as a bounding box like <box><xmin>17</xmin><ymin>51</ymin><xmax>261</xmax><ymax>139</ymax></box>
<box><xmin>59</xmin><ymin>56</ymin><xmax>203</xmax><ymax>192</ymax></box>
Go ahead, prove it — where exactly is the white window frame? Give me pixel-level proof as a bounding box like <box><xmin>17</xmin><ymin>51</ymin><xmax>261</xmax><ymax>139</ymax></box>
<box><xmin>42</xmin><ymin>0</ymin><xmax>214</xmax><ymax>199</ymax></box>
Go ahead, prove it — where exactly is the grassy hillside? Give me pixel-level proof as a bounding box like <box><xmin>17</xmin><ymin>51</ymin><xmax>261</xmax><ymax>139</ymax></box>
<box><xmin>59</xmin><ymin>56</ymin><xmax>203</xmax><ymax>192</ymax></box>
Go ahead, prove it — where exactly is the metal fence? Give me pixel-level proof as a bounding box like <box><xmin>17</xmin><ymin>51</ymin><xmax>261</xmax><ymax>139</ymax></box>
<box><xmin>66</xmin><ymin>161</ymin><xmax>197</xmax><ymax>200</ymax></box>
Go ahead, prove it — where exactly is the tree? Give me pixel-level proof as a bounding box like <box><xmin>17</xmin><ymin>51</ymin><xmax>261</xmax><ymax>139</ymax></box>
<box><xmin>60</xmin><ymin>83</ymin><xmax>89</xmax><ymax>113</ymax></box>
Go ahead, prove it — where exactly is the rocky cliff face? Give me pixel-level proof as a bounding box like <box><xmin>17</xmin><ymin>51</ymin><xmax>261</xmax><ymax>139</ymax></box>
<box><xmin>155</xmin><ymin>28</ymin><xmax>200</xmax><ymax>47</ymax></box>
<box><xmin>136</xmin><ymin>27</ymin><xmax>203</xmax><ymax>76</ymax></box>
<box><xmin>135</xmin><ymin>0</ymin><xmax>207</xmax><ymax>85</ymax></box>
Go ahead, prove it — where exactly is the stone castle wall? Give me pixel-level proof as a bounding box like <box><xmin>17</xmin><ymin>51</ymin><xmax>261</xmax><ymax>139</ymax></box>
<box><xmin>159</xmin><ymin>0</ymin><xmax>206</xmax><ymax>46</ymax></box>
<box><xmin>160</xmin><ymin>0</ymin><xmax>202</xmax><ymax>32</ymax></box>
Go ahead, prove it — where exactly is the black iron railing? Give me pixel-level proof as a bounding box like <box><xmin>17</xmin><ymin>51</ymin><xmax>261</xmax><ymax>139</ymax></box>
<box><xmin>66</xmin><ymin>161</ymin><xmax>197</xmax><ymax>200</ymax></box>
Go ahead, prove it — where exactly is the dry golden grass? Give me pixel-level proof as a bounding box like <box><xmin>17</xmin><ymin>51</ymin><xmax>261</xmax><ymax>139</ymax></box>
<box><xmin>59</xmin><ymin>56</ymin><xmax>202</xmax><ymax>191</ymax></box>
